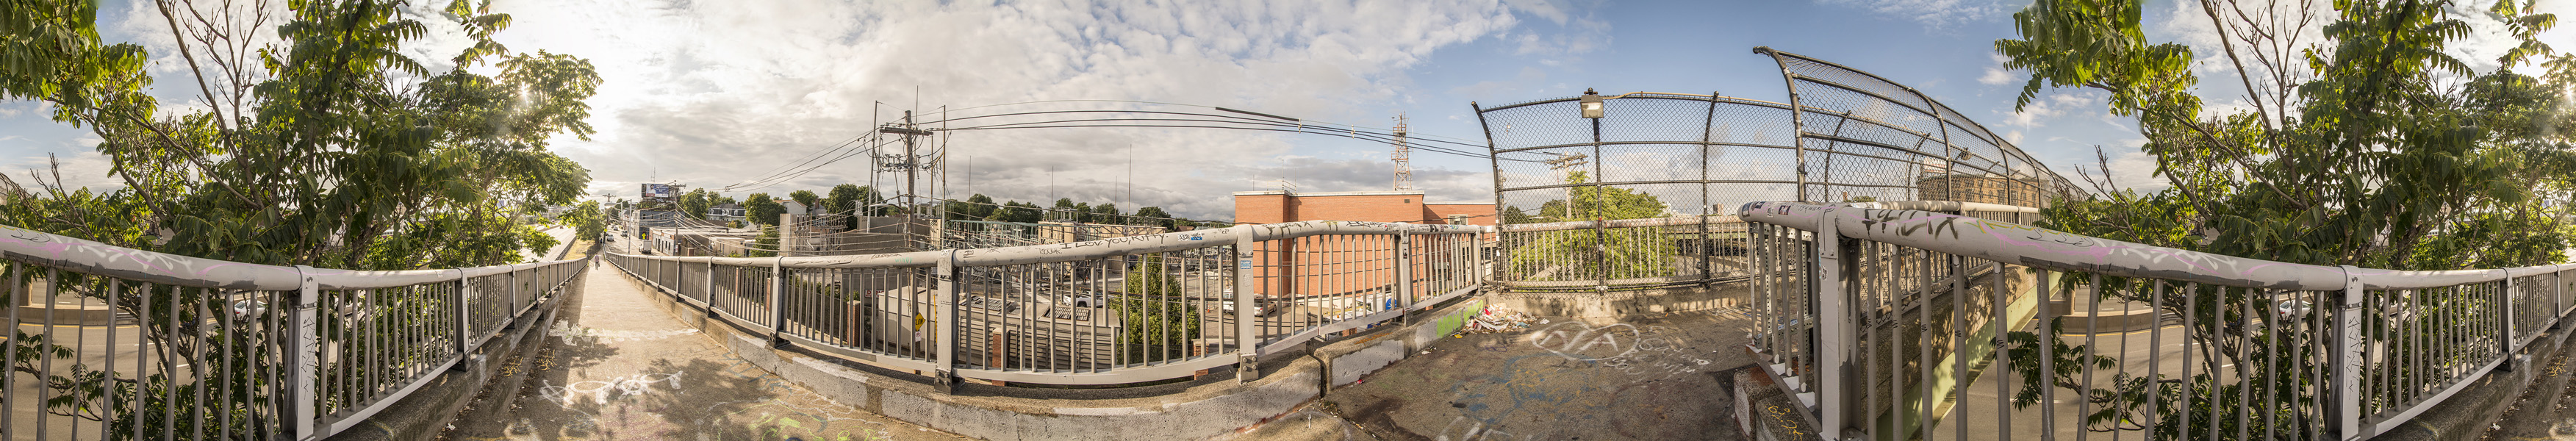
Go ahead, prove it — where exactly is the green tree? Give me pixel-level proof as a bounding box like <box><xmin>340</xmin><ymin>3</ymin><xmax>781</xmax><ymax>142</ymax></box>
<box><xmin>1116</xmin><ymin>254</ymin><xmax>1201</xmax><ymax>359</ymax></box>
<box><xmin>680</xmin><ymin>188</ymin><xmax>714</xmax><ymax>220</ymax></box>
<box><xmin>1507</xmin><ymin>171</ymin><xmax>1675</xmax><ymax>282</ymax></box>
<box><xmin>1094</xmin><ymin>203</ymin><xmax>1121</xmax><ymax>223</ymax></box>
<box><xmin>1991</xmin><ymin>0</ymin><xmax>2575</xmax><ymax>437</ymax></box>
<box><xmin>565</xmin><ymin>201</ymin><xmax>606</xmax><ymax>241</ymax></box>
<box><xmin>1</xmin><ymin>0</ymin><xmax>600</xmax><ymax>436</ymax></box>
<box><xmin>1134</xmin><ymin>207</ymin><xmax>1174</xmax><ymax>229</ymax></box>
<box><xmin>788</xmin><ymin>190</ymin><xmax>821</xmax><ymax>215</ymax></box>
<box><xmin>745</xmin><ymin>193</ymin><xmax>784</xmax><ymax>226</ymax></box>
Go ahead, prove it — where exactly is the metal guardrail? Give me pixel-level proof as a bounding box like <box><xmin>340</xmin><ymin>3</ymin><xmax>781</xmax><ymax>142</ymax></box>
<box><xmin>602</xmin><ymin>220</ymin><xmax>1489</xmax><ymax>386</ymax></box>
<box><xmin>0</xmin><ymin>224</ymin><xmax>586</xmax><ymax>440</ymax></box>
<box><xmin>1740</xmin><ymin>201</ymin><xmax>2576</xmax><ymax>440</ymax></box>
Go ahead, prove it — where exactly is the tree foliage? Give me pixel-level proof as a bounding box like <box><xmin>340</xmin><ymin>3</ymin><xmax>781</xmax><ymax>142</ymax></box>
<box><xmin>744</xmin><ymin>193</ymin><xmax>783</xmax><ymax>226</ymax></box>
<box><xmin>1507</xmin><ymin>171</ymin><xmax>1676</xmax><ymax>282</ymax></box>
<box><xmin>1995</xmin><ymin>0</ymin><xmax>2573</xmax><ymax>437</ymax></box>
<box><xmin>1</xmin><ymin>0</ymin><xmax>600</xmax><ymax>435</ymax></box>
<box><xmin>1116</xmin><ymin>254</ymin><xmax>1201</xmax><ymax>356</ymax></box>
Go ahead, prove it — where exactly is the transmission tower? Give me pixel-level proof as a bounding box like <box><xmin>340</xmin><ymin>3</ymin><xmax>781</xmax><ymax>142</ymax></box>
<box><xmin>1391</xmin><ymin>113</ymin><xmax>1413</xmax><ymax>191</ymax></box>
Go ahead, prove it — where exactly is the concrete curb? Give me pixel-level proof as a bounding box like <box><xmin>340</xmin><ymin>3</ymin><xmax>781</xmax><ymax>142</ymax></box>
<box><xmin>1491</xmin><ymin>283</ymin><xmax>1748</xmax><ymax>318</ymax></box>
<box><xmin>611</xmin><ymin>268</ymin><xmax>1489</xmax><ymax>441</ymax></box>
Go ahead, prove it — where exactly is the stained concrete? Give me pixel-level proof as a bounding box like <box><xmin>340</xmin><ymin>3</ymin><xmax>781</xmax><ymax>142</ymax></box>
<box><xmin>1319</xmin><ymin>305</ymin><xmax>1758</xmax><ymax>440</ymax></box>
<box><xmin>440</xmin><ymin>259</ymin><xmax>966</xmax><ymax>441</ymax></box>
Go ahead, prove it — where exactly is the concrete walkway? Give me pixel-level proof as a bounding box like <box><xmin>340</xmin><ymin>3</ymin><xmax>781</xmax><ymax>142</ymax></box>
<box><xmin>1317</xmin><ymin>303</ymin><xmax>1758</xmax><ymax>440</ymax></box>
<box><xmin>442</xmin><ymin>261</ymin><xmax>966</xmax><ymax>441</ymax></box>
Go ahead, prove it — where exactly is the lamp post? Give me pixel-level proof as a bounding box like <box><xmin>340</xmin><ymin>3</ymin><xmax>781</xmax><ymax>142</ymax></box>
<box><xmin>1579</xmin><ymin>88</ymin><xmax>1609</xmax><ymax>290</ymax></box>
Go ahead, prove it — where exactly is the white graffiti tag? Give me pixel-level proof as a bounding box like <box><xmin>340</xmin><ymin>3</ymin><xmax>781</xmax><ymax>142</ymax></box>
<box><xmin>1526</xmin><ymin>322</ymin><xmax>1639</xmax><ymax>361</ymax></box>
<box><xmin>537</xmin><ymin>372</ymin><xmax>684</xmax><ymax>406</ymax></box>
<box><xmin>548</xmin><ymin>320</ymin><xmax>699</xmax><ymax>343</ymax></box>
<box><xmin>1529</xmin><ymin>323</ymin><xmax>1712</xmax><ymax>379</ymax></box>
<box><xmin>1435</xmin><ymin>416</ymin><xmax>1538</xmax><ymax>441</ymax></box>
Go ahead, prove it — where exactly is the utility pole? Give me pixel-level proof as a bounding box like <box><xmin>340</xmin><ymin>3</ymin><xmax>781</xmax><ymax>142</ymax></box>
<box><xmin>1541</xmin><ymin>153</ymin><xmax>1589</xmax><ymax>219</ymax></box>
<box><xmin>875</xmin><ymin>110</ymin><xmax>935</xmax><ymax>218</ymax></box>
<box><xmin>1392</xmin><ymin>113</ymin><xmax>1413</xmax><ymax>191</ymax></box>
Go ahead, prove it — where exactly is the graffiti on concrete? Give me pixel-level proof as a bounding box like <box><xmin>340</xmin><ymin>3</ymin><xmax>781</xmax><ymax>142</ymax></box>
<box><xmin>1434</xmin><ymin>416</ymin><xmax>1538</xmax><ymax>441</ymax></box>
<box><xmin>1526</xmin><ymin>322</ymin><xmax>1712</xmax><ymax>379</ymax></box>
<box><xmin>548</xmin><ymin>320</ymin><xmax>700</xmax><ymax>343</ymax></box>
<box><xmin>537</xmin><ymin>372</ymin><xmax>684</xmax><ymax>406</ymax></box>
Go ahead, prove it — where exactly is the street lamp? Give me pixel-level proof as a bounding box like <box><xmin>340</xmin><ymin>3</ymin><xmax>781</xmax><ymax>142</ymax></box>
<box><xmin>1579</xmin><ymin>88</ymin><xmax>1605</xmax><ymax>118</ymax></box>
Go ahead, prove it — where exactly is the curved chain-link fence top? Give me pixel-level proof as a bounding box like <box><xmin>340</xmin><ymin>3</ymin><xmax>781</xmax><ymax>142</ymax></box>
<box><xmin>1474</xmin><ymin>48</ymin><xmax>2081</xmax><ymax>222</ymax></box>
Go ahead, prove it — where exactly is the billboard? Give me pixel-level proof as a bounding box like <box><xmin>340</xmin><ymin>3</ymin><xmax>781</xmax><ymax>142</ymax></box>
<box><xmin>641</xmin><ymin>184</ymin><xmax>677</xmax><ymax>200</ymax></box>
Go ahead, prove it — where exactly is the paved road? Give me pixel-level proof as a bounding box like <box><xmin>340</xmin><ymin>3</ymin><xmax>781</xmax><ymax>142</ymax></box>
<box><xmin>441</xmin><ymin>261</ymin><xmax>965</xmax><ymax>441</ymax></box>
<box><xmin>523</xmin><ymin>226</ymin><xmax>577</xmax><ymax>263</ymax></box>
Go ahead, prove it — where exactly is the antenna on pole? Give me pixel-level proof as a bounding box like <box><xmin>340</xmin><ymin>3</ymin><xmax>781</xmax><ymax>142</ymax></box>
<box><xmin>1391</xmin><ymin>113</ymin><xmax>1413</xmax><ymax>191</ymax></box>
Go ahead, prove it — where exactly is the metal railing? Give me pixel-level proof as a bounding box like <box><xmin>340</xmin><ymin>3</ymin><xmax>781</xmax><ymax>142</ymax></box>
<box><xmin>1741</xmin><ymin>201</ymin><xmax>2576</xmax><ymax>440</ymax></box>
<box><xmin>1474</xmin><ymin>48</ymin><xmax>2081</xmax><ymax>294</ymax></box>
<box><xmin>0</xmin><ymin>224</ymin><xmax>586</xmax><ymax>440</ymax></box>
<box><xmin>601</xmin><ymin>220</ymin><xmax>1488</xmax><ymax>386</ymax></box>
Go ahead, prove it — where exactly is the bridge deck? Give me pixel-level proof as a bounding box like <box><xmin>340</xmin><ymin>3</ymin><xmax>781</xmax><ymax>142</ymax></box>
<box><xmin>442</xmin><ymin>261</ymin><xmax>964</xmax><ymax>440</ymax></box>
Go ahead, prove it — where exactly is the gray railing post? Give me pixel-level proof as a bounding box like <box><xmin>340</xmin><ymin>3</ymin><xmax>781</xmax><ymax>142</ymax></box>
<box><xmin>1395</xmin><ymin>232</ymin><xmax>1413</xmax><ymax>325</ymax></box>
<box><xmin>2336</xmin><ymin>265</ymin><xmax>2364</xmax><ymax>440</ymax></box>
<box><xmin>703</xmin><ymin>257</ymin><xmax>717</xmax><ymax>318</ymax></box>
<box><xmin>454</xmin><ymin>269</ymin><xmax>473</xmax><ymax>356</ymax></box>
<box><xmin>934</xmin><ymin>249</ymin><xmax>959</xmax><ymax>392</ymax></box>
<box><xmin>288</xmin><ymin>265</ymin><xmax>320</xmax><ymax>441</ymax></box>
<box><xmin>1812</xmin><ymin>208</ymin><xmax>1848</xmax><ymax>439</ymax></box>
<box><xmin>769</xmin><ymin>255</ymin><xmax>786</xmax><ymax>345</ymax></box>
<box><xmin>1233</xmin><ymin>224</ymin><xmax>1261</xmax><ymax>382</ymax></box>
<box><xmin>2504</xmin><ymin>270</ymin><xmax>2518</xmax><ymax>350</ymax></box>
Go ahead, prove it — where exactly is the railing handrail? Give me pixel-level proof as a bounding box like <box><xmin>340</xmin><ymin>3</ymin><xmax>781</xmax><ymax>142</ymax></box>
<box><xmin>1499</xmin><ymin>215</ymin><xmax>1742</xmax><ymax>232</ymax></box>
<box><xmin>0</xmin><ymin>223</ymin><xmax>582</xmax><ymax>290</ymax></box>
<box><xmin>611</xmin><ymin>219</ymin><xmax>1485</xmax><ymax>268</ymax></box>
<box><xmin>1740</xmin><ymin>201</ymin><xmax>2576</xmax><ymax>290</ymax></box>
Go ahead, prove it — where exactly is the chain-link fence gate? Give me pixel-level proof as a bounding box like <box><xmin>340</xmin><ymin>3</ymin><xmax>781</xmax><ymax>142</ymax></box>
<box><xmin>1475</xmin><ymin>47</ymin><xmax>2083</xmax><ymax>292</ymax></box>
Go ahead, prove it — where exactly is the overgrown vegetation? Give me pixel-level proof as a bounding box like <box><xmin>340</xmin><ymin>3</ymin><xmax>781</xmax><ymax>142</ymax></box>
<box><xmin>1992</xmin><ymin>0</ymin><xmax>2575</xmax><ymax>437</ymax></box>
<box><xmin>1</xmin><ymin>0</ymin><xmax>600</xmax><ymax>437</ymax></box>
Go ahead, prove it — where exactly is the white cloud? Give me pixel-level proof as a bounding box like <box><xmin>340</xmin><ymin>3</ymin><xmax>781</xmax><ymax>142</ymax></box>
<box><xmin>482</xmin><ymin>0</ymin><xmax>1573</xmax><ymax>219</ymax></box>
<box><xmin>1815</xmin><ymin>0</ymin><xmax>2017</xmax><ymax>30</ymax></box>
<box><xmin>1978</xmin><ymin>54</ymin><xmax>2017</xmax><ymax>85</ymax></box>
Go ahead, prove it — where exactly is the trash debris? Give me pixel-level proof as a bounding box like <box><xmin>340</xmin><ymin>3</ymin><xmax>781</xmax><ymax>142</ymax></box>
<box><xmin>1465</xmin><ymin>305</ymin><xmax>1537</xmax><ymax>333</ymax></box>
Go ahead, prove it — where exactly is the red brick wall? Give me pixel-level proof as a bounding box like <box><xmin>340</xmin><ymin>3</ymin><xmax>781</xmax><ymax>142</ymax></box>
<box><xmin>1234</xmin><ymin>193</ymin><xmax>1292</xmax><ymax>224</ymax></box>
<box><xmin>1423</xmin><ymin>204</ymin><xmax>1497</xmax><ymax>226</ymax></box>
<box><xmin>1232</xmin><ymin>193</ymin><xmax>1497</xmax><ymax>299</ymax></box>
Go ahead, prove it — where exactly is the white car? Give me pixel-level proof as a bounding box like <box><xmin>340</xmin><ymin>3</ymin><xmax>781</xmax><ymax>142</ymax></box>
<box><xmin>1220</xmin><ymin>300</ymin><xmax>1266</xmax><ymax>317</ymax></box>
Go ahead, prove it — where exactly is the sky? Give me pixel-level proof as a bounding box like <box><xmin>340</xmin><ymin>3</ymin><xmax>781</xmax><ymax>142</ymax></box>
<box><xmin>1</xmin><ymin>0</ymin><xmax>2569</xmax><ymax>220</ymax></box>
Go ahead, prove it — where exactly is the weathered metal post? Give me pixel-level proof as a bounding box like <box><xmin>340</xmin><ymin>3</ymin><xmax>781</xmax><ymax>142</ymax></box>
<box><xmin>1234</xmin><ymin>224</ymin><xmax>1262</xmax><ymax>382</ymax></box>
<box><xmin>934</xmin><ymin>249</ymin><xmax>960</xmax><ymax>393</ymax></box>
<box><xmin>1812</xmin><ymin>208</ymin><xmax>1848</xmax><ymax>438</ymax></box>
<box><xmin>2502</xmin><ymin>269</ymin><xmax>2518</xmax><ymax>351</ymax></box>
<box><xmin>289</xmin><ymin>265</ymin><xmax>321</xmax><ymax>441</ymax></box>
<box><xmin>453</xmin><ymin>268</ymin><xmax>473</xmax><ymax>356</ymax></box>
<box><xmin>2336</xmin><ymin>265</ymin><xmax>2364</xmax><ymax>440</ymax></box>
<box><xmin>769</xmin><ymin>255</ymin><xmax>786</xmax><ymax>345</ymax></box>
<box><xmin>1394</xmin><ymin>232</ymin><xmax>1413</xmax><ymax>325</ymax></box>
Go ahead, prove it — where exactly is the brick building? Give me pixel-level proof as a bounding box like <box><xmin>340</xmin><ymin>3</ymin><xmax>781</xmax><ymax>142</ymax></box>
<box><xmin>1230</xmin><ymin>190</ymin><xmax>1494</xmax><ymax>307</ymax></box>
<box><xmin>1230</xmin><ymin>190</ymin><xmax>1496</xmax><ymax>226</ymax></box>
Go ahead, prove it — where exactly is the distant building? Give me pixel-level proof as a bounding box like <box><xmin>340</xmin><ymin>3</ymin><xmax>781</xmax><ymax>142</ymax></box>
<box><xmin>1229</xmin><ymin>190</ymin><xmax>1495</xmax><ymax>304</ymax></box>
<box><xmin>1915</xmin><ymin>173</ymin><xmax>2048</xmax><ymax>207</ymax></box>
<box><xmin>707</xmin><ymin>203</ymin><xmax>746</xmax><ymax>223</ymax></box>
<box><xmin>1230</xmin><ymin>190</ymin><xmax>1496</xmax><ymax>226</ymax></box>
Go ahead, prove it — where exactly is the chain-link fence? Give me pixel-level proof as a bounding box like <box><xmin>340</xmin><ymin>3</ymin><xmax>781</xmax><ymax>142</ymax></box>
<box><xmin>1475</xmin><ymin>47</ymin><xmax>2080</xmax><ymax>292</ymax></box>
